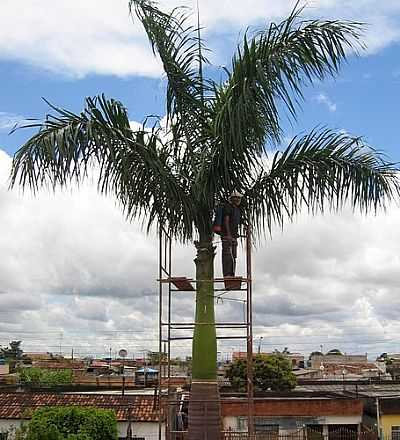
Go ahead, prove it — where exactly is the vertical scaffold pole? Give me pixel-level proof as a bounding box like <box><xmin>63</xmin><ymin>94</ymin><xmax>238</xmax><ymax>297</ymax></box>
<box><xmin>158</xmin><ymin>228</ymin><xmax>163</xmax><ymax>440</ymax></box>
<box><xmin>167</xmin><ymin>229</ymin><xmax>172</xmax><ymax>440</ymax></box>
<box><xmin>246</xmin><ymin>225</ymin><xmax>254</xmax><ymax>439</ymax></box>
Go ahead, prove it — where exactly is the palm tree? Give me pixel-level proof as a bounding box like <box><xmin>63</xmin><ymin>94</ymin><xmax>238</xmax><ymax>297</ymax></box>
<box><xmin>10</xmin><ymin>1</ymin><xmax>399</xmax><ymax>439</ymax></box>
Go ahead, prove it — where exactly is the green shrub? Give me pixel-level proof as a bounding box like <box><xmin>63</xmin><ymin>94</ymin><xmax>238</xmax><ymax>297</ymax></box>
<box><xmin>19</xmin><ymin>368</ymin><xmax>73</xmax><ymax>386</ymax></box>
<box><xmin>22</xmin><ymin>406</ymin><xmax>118</xmax><ymax>440</ymax></box>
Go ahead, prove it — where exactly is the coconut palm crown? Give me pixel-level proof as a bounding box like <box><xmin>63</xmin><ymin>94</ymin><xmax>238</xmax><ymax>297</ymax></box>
<box><xmin>10</xmin><ymin>1</ymin><xmax>400</xmax><ymax>438</ymax></box>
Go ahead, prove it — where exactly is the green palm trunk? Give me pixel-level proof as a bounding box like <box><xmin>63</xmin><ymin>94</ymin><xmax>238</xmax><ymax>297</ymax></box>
<box><xmin>189</xmin><ymin>238</ymin><xmax>221</xmax><ymax>439</ymax></box>
<box><xmin>192</xmin><ymin>239</ymin><xmax>216</xmax><ymax>380</ymax></box>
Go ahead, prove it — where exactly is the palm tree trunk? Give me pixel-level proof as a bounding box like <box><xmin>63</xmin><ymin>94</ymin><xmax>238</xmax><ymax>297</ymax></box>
<box><xmin>188</xmin><ymin>238</ymin><xmax>221</xmax><ymax>440</ymax></box>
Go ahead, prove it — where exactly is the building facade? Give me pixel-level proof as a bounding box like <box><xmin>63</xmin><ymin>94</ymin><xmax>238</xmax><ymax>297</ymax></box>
<box><xmin>221</xmin><ymin>395</ymin><xmax>364</xmax><ymax>436</ymax></box>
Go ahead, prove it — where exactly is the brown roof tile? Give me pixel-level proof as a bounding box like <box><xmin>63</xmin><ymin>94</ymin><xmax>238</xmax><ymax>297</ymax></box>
<box><xmin>0</xmin><ymin>392</ymin><xmax>163</xmax><ymax>422</ymax></box>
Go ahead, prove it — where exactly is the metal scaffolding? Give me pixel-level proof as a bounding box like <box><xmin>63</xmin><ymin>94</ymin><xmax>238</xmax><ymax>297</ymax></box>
<box><xmin>157</xmin><ymin>227</ymin><xmax>254</xmax><ymax>439</ymax></box>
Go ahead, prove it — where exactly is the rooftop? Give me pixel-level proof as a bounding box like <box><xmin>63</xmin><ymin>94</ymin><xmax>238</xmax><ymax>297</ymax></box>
<box><xmin>0</xmin><ymin>392</ymin><xmax>162</xmax><ymax>422</ymax></box>
<box><xmin>297</xmin><ymin>381</ymin><xmax>400</xmax><ymax>397</ymax></box>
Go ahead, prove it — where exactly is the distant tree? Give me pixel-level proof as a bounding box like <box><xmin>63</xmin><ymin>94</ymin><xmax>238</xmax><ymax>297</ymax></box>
<box><xmin>17</xmin><ymin>406</ymin><xmax>117</xmax><ymax>440</ymax></box>
<box><xmin>226</xmin><ymin>354</ymin><xmax>297</xmax><ymax>392</ymax></box>
<box><xmin>274</xmin><ymin>347</ymin><xmax>291</xmax><ymax>355</ymax></box>
<box><xmin>377</xmin><ymin>353</ymin><xmax>393</xmax><ymax>365</ymax></box>
<box><xmin>1</xmin><ymin>340</ymin><xmax>23</xmax><ymax>360</ymax></box>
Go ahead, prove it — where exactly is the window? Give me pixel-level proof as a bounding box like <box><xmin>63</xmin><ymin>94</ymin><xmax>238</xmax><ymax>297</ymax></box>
<box><xmin>237</xmin><ymin>418</ymin><xmax>279</xmax><ymax>435</ymax></box>
<box><xmin>392</xmin><ymin>426</ymin><xmax>400</xmax><ymax>440</ymax></box>
<box><xmin>0</xmin><ymin>433</ymin><xmax>8</xmax><ymax>440</ymax></box>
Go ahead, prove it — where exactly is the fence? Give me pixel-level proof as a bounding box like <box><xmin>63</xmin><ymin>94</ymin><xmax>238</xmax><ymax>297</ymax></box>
<box><xmin>167</xmin><ymin>427</ymin><xmax>378</xmax><ymax>440</ymax></box>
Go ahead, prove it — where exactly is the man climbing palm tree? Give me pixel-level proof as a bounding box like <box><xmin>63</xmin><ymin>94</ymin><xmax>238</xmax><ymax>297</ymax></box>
<box><xmin>221</xmin><ymin>190</ymin><xmax>243</xmax><ymax>277</ymax></box>
<box><xmin>9</xmin><ymin>1</ymin><xmax>400</xmax><ymax>439</ymax></box>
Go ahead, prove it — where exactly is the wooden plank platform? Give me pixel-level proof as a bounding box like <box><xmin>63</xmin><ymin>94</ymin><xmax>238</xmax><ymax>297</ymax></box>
<box><xmin>223</xmin><ymin>277</ymin><xmax>243</xmax><ymax>290</ymax></box>
<box><xmin>170</xmin><ymin>277</ymin><xmax>195</xmax><ymax>291</ymax></box>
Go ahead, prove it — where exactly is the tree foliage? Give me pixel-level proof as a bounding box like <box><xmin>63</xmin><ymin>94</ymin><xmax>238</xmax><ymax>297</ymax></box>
<box><xmin>226</xmin><ymin>354</ymin><xmax>297</xmax><ymax>392</ymax></box>
<box><xmin>1</xmin><ymin>341</ymin><xmax>23</xmax><ymax>360</ymax></box>
<box><xmin>10</xmin><ymin>2</ymin><xmax>400</xmax><ymax>243</ymax></box>
<box><xmin>19</xmin><ymin>367</ymin><xmax>73</xmax><ymax>387</ymax></box>
<box><xmin>19</xmin><ymin>406</ymin><xmax>118</xmax><ymax>440</ymax></box>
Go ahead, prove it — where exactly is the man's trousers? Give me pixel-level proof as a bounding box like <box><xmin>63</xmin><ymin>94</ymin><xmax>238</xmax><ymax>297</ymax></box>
<box><xmin>222</xmin><ymin>238</ymin><xmax>238</xmax><ymax>277</ymax></box>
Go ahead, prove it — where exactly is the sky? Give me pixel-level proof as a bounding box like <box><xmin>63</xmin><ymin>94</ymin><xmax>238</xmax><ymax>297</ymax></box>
<box><xmin>1</xmin><ymin>0</ymin><xmax>400</xmax><ymax>360</ymax></box>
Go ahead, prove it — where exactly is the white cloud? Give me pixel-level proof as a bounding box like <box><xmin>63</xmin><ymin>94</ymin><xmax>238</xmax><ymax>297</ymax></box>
<box><xmin>1</xmin><ymin>149</ymin><xmax>400</xmax><ymax>358</ymax></box>
<box><xmin>0</xmin><ymin>112</ymin><xmax>26</xmax><ymax>131</ymax></box>
<box><xmin>315</xmin><ymin>93</ymin><xmax>337</xmax><ymax>112</ymax></box>
<box><xmin>0</xmin><ymin>0</ymin><xmax>400</xmax><ymax>78</ymax></box>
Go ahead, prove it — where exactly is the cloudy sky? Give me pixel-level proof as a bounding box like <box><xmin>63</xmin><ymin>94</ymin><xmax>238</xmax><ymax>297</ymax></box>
<box><xmin>1</xmin><ymin>0</ymin><xmax>400</xmax><ymax>360</ymax></box>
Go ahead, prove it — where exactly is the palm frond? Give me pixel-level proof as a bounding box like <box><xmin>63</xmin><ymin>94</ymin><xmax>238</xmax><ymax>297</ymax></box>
<box><xmin>207</xmin><ymin>4</ymin><xmax>364</xmax><ymax>194</ymax></box>
<box><xmin>10</xmin><ymin>95</ymin><xmax>132</xmax><ymax>191</ymax></box>
<box><xmin>10</xmin><ymin>95</ymin><xmax>195</xmax><ymax>241</ymax></box>
<box><xmin>245</xmin><ymin>129</ymin><xmax>400</xmax><ymax>235</ymax></box>
<box><xmin>129</xmin><ymin>0</ymin><xmax>209</xmax><ymax>158</ymax></box>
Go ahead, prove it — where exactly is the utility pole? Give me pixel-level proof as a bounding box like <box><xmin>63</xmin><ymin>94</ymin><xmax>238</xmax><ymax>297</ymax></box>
<box><xmin>376</xmin><ymin>397</ymin><xmax>381</xmax><ymax>440</ymax></box>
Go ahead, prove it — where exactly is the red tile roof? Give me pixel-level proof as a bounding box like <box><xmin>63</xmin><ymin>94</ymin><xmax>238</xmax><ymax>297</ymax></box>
<box><xmin>0</xmin><ymin>392</ymin><xmax>163</xmax><ymax>422</ymax></box>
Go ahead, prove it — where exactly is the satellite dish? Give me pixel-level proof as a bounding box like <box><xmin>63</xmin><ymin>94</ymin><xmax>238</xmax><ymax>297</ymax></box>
<box><xmin>118</xmin><ymin>349</ymin><xmax>128</xmax><ymax>358</ymax></box>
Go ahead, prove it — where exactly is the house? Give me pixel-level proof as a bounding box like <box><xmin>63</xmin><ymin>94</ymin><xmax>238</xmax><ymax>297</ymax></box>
<box><xmin>292</xmin><ymin>368</ymin><xmax>320</xmax><ymax>379</ymax></box>
<box><xmin>135</xmin><ymin>368</ymin><xmax>159</xmax><ymax>387</ymax></box>
<box><xmin>231</xmin><ymin>352</ymin><xmax>304</xmax><ymax>368</ymax></box>
<box><xmin>32</xmin><ymin>360</ymin><xmax>85</xmax><ymax>370</ymax></box>
<box><xmin>377</xmin><ymin>398</ymin><xmax>400</xmax><ymax>440</ymax></box>
<box><xmin>348</xmin><ymin>385</ymin><xmax>400</xmax><ymax>440</ymax></box>
<box><xmin>0</xmin><ymin>392</ymin><xmax>165</xmax><ymax>439</ymax></box>
<box><xmin>310</xmin><ymin>353</ymin><xmax>368</xmax><ymax>370</ymax></box>
<box><xmin>221</xmin><ymin>393</ymin><xmax>364</xmax><ymax>436</ymax></box>
<box><xmin>24</xmin><ymin>352</ymin><xmax>55</xmax><ymax>362</ymax></box>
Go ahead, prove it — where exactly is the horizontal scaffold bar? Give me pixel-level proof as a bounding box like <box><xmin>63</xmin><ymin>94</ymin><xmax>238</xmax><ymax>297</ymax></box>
<box><xmin>170</xmin><ymin>288</ymin><xmax>248</xmax><ymax>292</ymax></box>
<box><xmin>166</xmin><ymin>335</ymin><xmax>249</xmax><ymax>341</ymax></box>
<box><xmin>158</xmin><ymin>277</ymin><xmax>251</xmax><ymax>283</ymax></box>
<box><xmin>162</xmin><ymin>322</ymin><xmax>248</xmax><ymax>327</ymax></box>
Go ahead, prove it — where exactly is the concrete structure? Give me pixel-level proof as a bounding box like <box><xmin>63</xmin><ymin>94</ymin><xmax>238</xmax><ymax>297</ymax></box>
<box><xmin>310</xmin><ymin>354</ymin><xmax>368</xmax><ymax>370</ymax></box>
<box><xmin>0</xmin><ymin>364</ymin><xmax>9</xmax><ymax>375</ymax></box>
<box><xmin>24</xmin><ymin>352</ymin><xmax>55</xmax><ymax>361</ymax></box>
<box><xmin>378</xmin><ymin>399</ymin><xmax>400</xmax><ymax>440</ymax></box>
<box><xmin>221</xmin><ymin>395</ymin><xmax>363</xmax><ymax>435</ymax></box>
<box><xmin>0</xmin><ymin>392</ymin><xmax>165</xmax><ymax>439</ymax></box>
<box><xmin>293</xmin><ymin>368</ymin><xmax>320</xmax><ymax>379</ymax></box>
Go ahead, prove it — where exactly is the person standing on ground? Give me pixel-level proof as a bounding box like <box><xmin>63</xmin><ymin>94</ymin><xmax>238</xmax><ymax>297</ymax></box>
<box><xmin>221</xmin><ymin>190</ymin><xmax>243</xmax><ymax>277</ymax></box>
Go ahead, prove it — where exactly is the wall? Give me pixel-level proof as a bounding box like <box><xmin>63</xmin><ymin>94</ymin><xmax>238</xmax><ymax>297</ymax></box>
<box><xmin>0</xmin><ymin>365</ymin><xmax>9</xmax><ymax>375</ymax></box>
<box><xmin>223</xmin><ymin>415</ymin><xmax>362</xmax><ymax>433</ymax></box>
<box><xmin>0</xmin><ymin>419</ymin><xmax>23</xmax><ymax>439</ymax></box>
<box><xmin>221</xmin><ymin>398</ymin><xmax>363</xmax><ymax>417</ymax></box>
<box><xmin>118</xmin><ymin>421</ymin><xmax>165</xmax><ymax>439</ymax></box>
<box><xmin>311</xmin><ymin>355</ymin><xmax>368</xmax><ymax>369</ymax></box>
<box><xmin>0</xmin><ymin>419</ymin><xmax>165</xmax><ymax>440</ymax></box>
<box><xmin>380</xmin><ymin>415</ymin><xmax>400</xmax><ymax>440</ymax></box>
